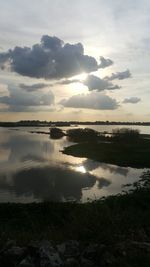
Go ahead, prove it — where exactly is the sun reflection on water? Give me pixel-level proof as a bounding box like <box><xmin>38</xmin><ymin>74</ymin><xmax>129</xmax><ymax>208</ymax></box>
<box><xmin>76</xmin><ymin>165</ymin><xmax>87</xmax><ymax>174</ymax></box>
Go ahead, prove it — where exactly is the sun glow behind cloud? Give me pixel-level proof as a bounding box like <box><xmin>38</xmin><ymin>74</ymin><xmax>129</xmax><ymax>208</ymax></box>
<box><xmin>71</xmin><ymin>73</ymin><xmax>87</xmax><ymax>81</ymax></box>
<box><xmin>68</xmin><ymin>73</ymin><xmax>89</xmax><ymax>94</ymax></box>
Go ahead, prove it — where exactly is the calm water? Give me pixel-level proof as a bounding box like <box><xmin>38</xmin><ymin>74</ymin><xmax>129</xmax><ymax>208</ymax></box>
<box><xmin>0</xmin><ymin>125</ymin><xmax>149</xmax><ymax>203</ymax></box>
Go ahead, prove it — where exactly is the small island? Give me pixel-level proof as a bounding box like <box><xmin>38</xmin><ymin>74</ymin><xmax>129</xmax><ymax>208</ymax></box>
<box><xmin>63</xmin><ymin>128</ymin><xmax>150</xmax><ymax>168</ymax></box>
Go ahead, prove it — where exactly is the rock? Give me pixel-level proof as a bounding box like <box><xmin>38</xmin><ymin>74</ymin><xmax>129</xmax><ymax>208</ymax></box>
<box><xmin>39</xmin><ymin>240</ymin><xmax>63</xmax><ymax>267</ymax></box>
<box><xmin>81</xmin><ymin>244</ymin><xmax>106</xmax><ymax>267</ymax></box>
<box><xmin>0</xmin><ymin>239</ymin><xmax>16</xmax><ymax>256</ymax></box>
<box><xmin>80</xmin><ymin>257</ymin><xmax>95</xmax><ymax>267</ymax></box>
<box><xmin>4</xmin><ymin>239</ymin><xmax>16</xmax><ymax>250</ymax></box>
<box><xmin>64</xmin><ymin>257</ymin><xmax>80</xmax><ymax>267</ymax></box>
<box><xmin>101</xmin><ymin>251</ymin><xmax>115</xmax><ymax>266</ymax></box>
<box><xmin>18</xmin><ymin>256</ymin><xmax>35</xmax><ymax>267</ymax></box>
<box><xmin>82</xmin><ymin>243</ymin><xmax>98</xmax><ymax>260</ymax></box>
<box><xmin>27</xmin><ymin>241</ymin><xmax>39</xmax><ymax>258</ymax></box>
<box><xmin>4</xmin><ymin>246</ymin><xmax>26</xmax><ymax>259</ymax></box>
<box><xmin>131</xmin><ymin>241</ymin><xmax>150</xmax><ymax>252</ymax></box>
<box><xmin>114</xmin><ymin>242</ymin><xmax>127</xmax><ymax>257</ymax></box>
<box><xmin>137</xmin><ymin>228</ymin><xmax>147</xmax><ymax>241</ymax></box>
<box><xmin>57</xmin><ymin>243</ymin><xmax>66</xmax><ymax>256</ymax></box>
<box><xmin>62</xmin><ymin>240</ymin><xmax>80</xmax><ymax>258</ymax></box>
<box><xmin>0</xmin><ymin>246</ymin><xmax>26</xmax><ymax>267</ymax></box>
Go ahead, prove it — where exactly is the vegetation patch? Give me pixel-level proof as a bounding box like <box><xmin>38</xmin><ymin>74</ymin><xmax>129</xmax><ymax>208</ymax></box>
<box><xmin>0</xmin><ymin>172</ymin><xmax>150</xmax><ymax>265</ymax></box>
<box><xmin>64</xmin><ymin>128</ymin><xmax>150</xmax><ymax>168</ymax></box>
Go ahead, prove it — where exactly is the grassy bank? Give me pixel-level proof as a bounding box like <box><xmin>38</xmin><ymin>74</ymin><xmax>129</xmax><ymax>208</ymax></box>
<box><xmin>0</xmin><ymin>173</ymin><xmax>150</xmax><ymax>246</ymax></box>
<box><xmin>0</xmin><ymin>173</ymin><xmax>150</xmax><ymax>266</ymax></box>
<box><xmin>63</xmin><ymin>138</ymin><xmax>150</xmax><ymax>168</ymax></box>
<box><xmin>0</xmin><ymin>191</ymin><xmax>150</xmax><ymax>245</ymax></box>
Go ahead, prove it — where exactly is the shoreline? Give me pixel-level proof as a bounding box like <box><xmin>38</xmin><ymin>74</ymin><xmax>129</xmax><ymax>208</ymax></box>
<box><xmin>63</xmin><ymin>139</ymin><xmax>150</xmax><ymax>169</ymax></box>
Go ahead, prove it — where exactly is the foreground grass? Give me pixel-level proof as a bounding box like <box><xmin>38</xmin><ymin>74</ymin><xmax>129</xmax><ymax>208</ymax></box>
<box><xmin>0</xmin><ymin>187</ymin><xmax>150</xmax><ymax>246</ymax></box>
<box><xmin>63</xmin><ymin>138</ymin><xmax>150</xmax><ymax>168</ymax></box>
<box><xmin>1</xmin><ymin>172</ymin><xmax>150</xmax><ymax>266</ymax></box>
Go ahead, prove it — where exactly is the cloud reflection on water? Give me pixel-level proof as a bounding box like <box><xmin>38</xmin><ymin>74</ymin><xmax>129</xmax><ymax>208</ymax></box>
<box><xmin>0</xmin><ymin>128</ymin><xmax>145</xmax><ymax>203</ymax></box>
<box><xmin>0</xmin><ymin>165</ymin><xmax>97</xmax><ymax>202</ymax></box>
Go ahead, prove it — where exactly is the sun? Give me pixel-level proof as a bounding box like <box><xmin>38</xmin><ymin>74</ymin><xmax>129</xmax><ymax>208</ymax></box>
<box><xmin>67</xmin><ymin>72</ymin><xmax>88</xmax><ymax>94</ymax></box>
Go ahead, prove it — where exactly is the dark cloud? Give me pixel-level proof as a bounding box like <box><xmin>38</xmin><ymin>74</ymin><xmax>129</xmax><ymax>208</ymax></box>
<box><xmin>0</xmin><ymin>52</ymin><xmax>9</xmax><ymax>66</ymax></box>
<box><xmin>52</xmin><ymin>69</ymin><xmax>131</xmax><ymax>91</ymax></box>
<box><xmin>105</xmin><ymin>69</ymin><xmax>131</xmax><ymax>81</ymax></box>
<box><xmin>19</xmin><ymin>83</ymin><xmax>52</xmax><ymax>92</ymax></box>
<box><xmin>56</xmin><ymin>79</ymin><xmax>80</xmax><ymax>85</ymax></box>
<box><xmin>84</xmin><ymin>75</ymin><xmax>120</xmax><ymax>91</ymax></box>
<box><xmin>123</xmin><ymin>97</ymin><xmax>141</xmax><ymax>104</ymax></box>
<box><xmin>99</xmin><ymin>56</ymin><xmax>113</xmax><ymax>68</ymax></box>
<box><xmin>0</xmin><ymin>35</ymin><xmax>108</xmax><ymax>80</ymax></box>
<box><xmin>60</xmin><ymin>92</ymin><xmax>119</xmax><ymax>110</ymax></box>
<box><xmin>0</xmin><ymin>85</ymin><xmax>55</xmax><ymax>112</ymax></box>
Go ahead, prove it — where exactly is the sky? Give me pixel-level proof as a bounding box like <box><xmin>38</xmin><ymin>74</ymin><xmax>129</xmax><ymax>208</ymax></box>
<box><xmin>0</xmin><ymin>0</ymin><xmax>150</xmax><ymax>122</ymax></box>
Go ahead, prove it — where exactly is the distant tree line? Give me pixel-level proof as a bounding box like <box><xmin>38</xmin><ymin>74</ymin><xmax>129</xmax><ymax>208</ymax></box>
<box><xmin>0</xmin><ymin>120</ymin><xmax>150</xmax><ymax>127</ymax></box>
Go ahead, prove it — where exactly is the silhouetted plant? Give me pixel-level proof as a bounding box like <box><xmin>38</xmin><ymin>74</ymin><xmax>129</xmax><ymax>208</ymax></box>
<box><xmin>112</xmin><ymin>128</ymin><xmax>140</xmax><ymax>142</ymax></box>
<box><xmin>66</xmin><ymin>128</ymin><xmax>99</xmax><ymax>142</ymax></box>
<box><xmin>50</xmin><ymin>127</ymin><xmax>65</xmax><ymax>139</ymax></box>
<box><xmin>123</xmin><ymin>171</ymin><xmax>150</xmax><ymax>193</ymax></box>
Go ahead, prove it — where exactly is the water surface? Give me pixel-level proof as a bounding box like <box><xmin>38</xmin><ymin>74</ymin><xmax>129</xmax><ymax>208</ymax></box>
<box><xmin>0</xmin><ymin>126</ymin><xmax>148</xmax><ymax>203</ymax></box>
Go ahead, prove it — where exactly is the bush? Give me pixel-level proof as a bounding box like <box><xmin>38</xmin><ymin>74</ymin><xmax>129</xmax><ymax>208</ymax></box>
<box><xmin>67</xmin><ymin>128</ymin><xmax>99</xmax><ymax>142</ymax></box>
<box><xmin>50</xmin><ymin>127</ymin><xmax>65</xmax><ymax>139</ymax></box>
<box><xmin>112</xmin><ymin>128</ymin><xmax>140</xmax><ymax>142</ymax></box>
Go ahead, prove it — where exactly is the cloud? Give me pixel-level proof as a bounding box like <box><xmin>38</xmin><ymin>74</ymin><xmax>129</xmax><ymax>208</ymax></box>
<box><xmin>19</xmin><ymin>83</ymin><xmax>52</xmax><ymax>92</ymax></box>
<box><xmin>0</xmin><ymin>84</ymin><xmax>9</xmax><ymax>96</ymax></box>
<box><xmin>123</xmin><ymin>97</ymin><xmax>141</xmax><ymax>104</ymax></box>
<box><xmin>56</xmin><ymin>79</ymin><xmax>80</xmax><ymax>85</ymax></box>
<box><xmin>84</xmin><ymin>75</ymin><xmax>120</xmax><ymax>91</ymax></box>
<box><xmin>99</xmin><ymin>56</ymin><xmax>114</xmax><ymax>68</ymax></box>
<box><xmin>72</xmin><ymin>109</ymin><xmax>83</xmax><ymax>114</ymax></box>
<box><xmin>0</xmin><ymin>35</ymin><xmax>111</xmax><ymax>80</ymax></box>
<box><xmin>105</xmin><ymin>69</ymin><xmax>131</xmax><ymax>81</ymax></box>
<box><xmin>0</xmin><ymin>85</ymin><xmax>55</xmax><ymax>112</ymax></box>
<box><xmin>60</xmin><ymin>92</ymin><xmax>119</xmax><ymax>110</ymax></box>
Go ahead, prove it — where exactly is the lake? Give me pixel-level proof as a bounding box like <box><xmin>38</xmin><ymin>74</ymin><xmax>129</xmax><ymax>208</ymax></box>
<box><xmin>0</xmin><ymin>125</ymin><xmax>149</xmax><ymax>203</ymax></box>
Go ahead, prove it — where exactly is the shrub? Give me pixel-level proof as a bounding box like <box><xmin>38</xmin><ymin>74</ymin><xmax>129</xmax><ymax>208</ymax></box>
<box><xmin>50</xmin><ymin>127</ymin><xmax>64</xmax><ymax>139</ymax></box>
<box><xmin>67</xmin><ymin>128</ymin><xmax>99</xmax><ymax>142</ymax></box>
<box><xmin>112</xmin><ymin>128</ymin><xmax>140</xmax><ymax>142</ymax></box>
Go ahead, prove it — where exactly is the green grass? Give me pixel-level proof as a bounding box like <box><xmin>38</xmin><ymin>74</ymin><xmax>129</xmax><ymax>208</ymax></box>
<box><xmin>63</xmin><ymin>139</ymin><xmax>150</xmax><ymax>168</ymax></box>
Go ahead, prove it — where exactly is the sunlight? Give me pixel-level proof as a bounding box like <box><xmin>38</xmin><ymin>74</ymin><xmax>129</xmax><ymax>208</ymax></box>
<box><xmin>70</xmin><ymin>72</ymin><xmax>87</xmax><ymax>81</ymax></box>
<box><xmin>70</xmin><ymin>82</ymin><xmax>88</xmax><ymax>94</ymax></box>
<box><xmin>76</xmin><ymin>165</ymin><xmax>87</xmax><ymax>174</ymax></box>
<box><xmin>64</xmin><ymin>72</ymin><xmax>88</xmax><ymax>94</ymax></box>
